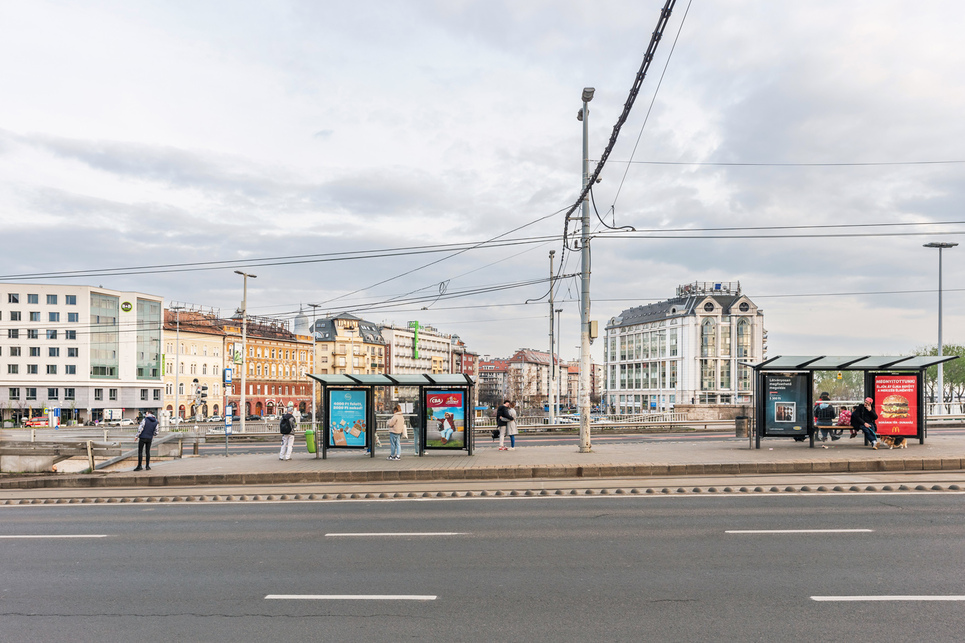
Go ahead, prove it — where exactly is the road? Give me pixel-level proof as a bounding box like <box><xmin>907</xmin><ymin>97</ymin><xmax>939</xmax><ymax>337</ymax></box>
<box><xmin>3</xmin><ymin>493</ymin><xmax>965</xmax><ymax>641</ymax></box>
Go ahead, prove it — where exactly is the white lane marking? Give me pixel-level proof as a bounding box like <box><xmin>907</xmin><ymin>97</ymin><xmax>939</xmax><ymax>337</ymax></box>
<box><xmin>266</xmin><ymin>594</ymin><xmax>436</xmax><ymax>601</ymax></box>
<box><xmin>0</xmin><ymin>535</ymin><xmax>110</xmax><ymax>538</ymax></box>
<box><xmin>812</xmin><ymin>596</ymin><xmax>965</xmax><ymax>602</ymax></box>
<box><xmin>726</xmin><ymin>529</ymin><xmax>873</xmax><ymax>534</ymax></box>
<box><xmin>325</xmin><ymin>532</ymin><xmax>467</xmax><ymax>537</ymax></box>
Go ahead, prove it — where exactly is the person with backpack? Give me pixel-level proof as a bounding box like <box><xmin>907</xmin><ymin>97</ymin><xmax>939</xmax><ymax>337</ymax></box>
<box><xmin>813</xmin><ymin>392</ymin><xmax>838</xmax><ymax>441</ymax></box>
<box><xmin>133</xmin><ymin>411</ymin><xmax>159</xmax><ymax>471</ymax></box>
<box><xmin>851</xmin><ymin>397</ymin><xmax>880</xmax><ymax>449</ymax></box>
<box><xmin>278</xmin><ymin>405</ymin><xmax>296</xmax><ymax>460</ymax></box>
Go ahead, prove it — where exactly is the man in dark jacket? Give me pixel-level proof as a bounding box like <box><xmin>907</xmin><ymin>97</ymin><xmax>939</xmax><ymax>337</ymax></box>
<box><xmin>851</xmin><ymin>397</ymin><xmax>879</xmax><ymax>449</ymax></box>
<box><xmin>134</xmin><ymin>411</ymin><xmax>159</xmax><ymax>471</ymax></box>
<box><xmin>813</xmin><ymin>392</ymin><xmax>838</xmax><ymax>441</ymax></box>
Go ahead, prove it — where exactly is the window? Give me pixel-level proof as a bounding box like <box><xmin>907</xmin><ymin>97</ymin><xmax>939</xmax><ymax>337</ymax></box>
<box><xmin>65</xmin><ymin>295</ymin><xmax>76</xmax><ymax>305</ymax></box>
<box><xmin>202</xmin><ymin>364</ymin><xmax>207</xmax><ymax>375</ymax></box>
<box><xmin>27</xmin><ymin>364</ymin><xmax>38</xmax><ymax>374</ymax></box>
<box><xmin>9</xmin><ymin>311</ymin><xmax>20</xmax><ymax>321</ymax></box>
<box><xmin>46</xmin><ymin>294</ymin><xmax>57</xmax><ymax>305</ymax></box>
<box><xmin>9</xmin><ymin>388</ymin><xmax>19</xmax><ymax>399</ymax></box>
<box><xmin>47</xmin><ymin>330</ymin><xmax>57</xmax><ymax>339</ymax></box>
<box><xmin>48</xmin><ymin>312</ymin><xmax>60</xmax><ymax>322</ymax></box>
<box><xmin>29</xmin><ymin>347</ymin><xmax>39</xmax><ymax>357</ymax></box>
<box><xmin>7</xmin><ymin>329</ymin><xmax>18</xmax><ymax>339</ymax></box>
<box><xmin>26</xmin><ymin>388</ymin><xmax>37</xmax><ymax>400</ymax></box>
<box><xmin>8</xmin><ymin>293</ymin><xmax>19</xmax><ymax>303</ymax></box>
<box><xmin>68</xmin><ymin>312</ymin><xmax>78</xmax><ymax>323</ymax></box>
<box><xmin>49</xmin><ymin>347</ymin><xmax>60</xmax><ymax>357</ymax></box>
<box><xmin>65</xmin><ymin>365</ymin><xmax>76</xmax><ymax>375</ymax></box>
<box><xmin>140</xmin><ymin>389</ymin><xmax>148</xmax><ymax>401</ymax></box>
<box><xmin>703</xmin><ymin>302</ymin><xmax>715</xmax><ymax>312</ymax></box>
<box><xmin>700</xmin><ymin>319</ymin><xmax>716</xmax><ymax>357</ymax></box>
<box><xmin>67</xmin><ymin>347</ymin><xmax>78</xmax><ymax>357</ymax></box>
<box><xmin>27</xmin><ymin>294</ymin><xmax>38</xmax><ymax>304</ymax></box>
<box><xmin>29</xmin><ymin>312</ymin><xmax>40</xmax><ymax>322</ymax></box>
<box><xmin>48</xmin><ymin>388</ymin><xmax>58</xmax><ymax>399</ymax></box>
<box><xmin>165</xmin><ymin>383</ymin><xmax>173</xmax><ymax>395</ymax></box>
<box><xmin>47</xmin><ymin>365</ymin><xmax>57</xmax><ymax>375</ymax></box>
<box><xmin>736</xmin><ymin>319</ymin><xmax>751</xmax><ymax>358</ymax></box>
<box><xmin>9</xmin><ymin>347</ymin><xmax>20</xmax><ymax>357</ymax></box>
<box><xmin>65</xmin><ymin>388</ymin><xmax>75</xmax><ymax>400</ymax></box>
<box><xmin>94</xmin><ymin>389</ymin><xmax>103</xmax><ymax>401</ymax></box>
<box><xmin>109</xmin><ymin>389</ymin><xmax>117</xmax><ymax>401</ymax></box>
<box><xmin>700</xmin><ymin>359</ymin><xmax>715</xmax><ymax>390</ymax></box>
<box><xmin>27</xmin><ymin>329</ymin><xmax>37</xmax><ymax>339</ymax></box>
<box><xmin>178</xmin><ymin>383</ymin><xmax>184</xmax><ymax>395</ymax></box>
<box><xmin>7</xmin><ymin>365</ymin><xmax>18</xmax><ymax>374</ymax></box>
<box><xmin>153</xmin><ymin>389</ymin><xmax>160</xmax><ymax>401</ymax></box>
<box><xmin>65</xmin><ymin>330</ymin><xmax>76</xmax><ymax>340</ymax></box>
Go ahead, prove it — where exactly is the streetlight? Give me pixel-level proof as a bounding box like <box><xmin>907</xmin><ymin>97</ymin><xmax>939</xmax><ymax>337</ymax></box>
<box><xmin>234</xmin><ymin>270</ymin><xmax>256</xmax><ymax>434</ymax></box>
<box><xmin>308</xmin><ymin>303</ymin><xmax>322</xmax><ymax>428</ymax></box>
<box><xmin>170</xmin><ymin>304</ymin><xmax>184</xmax><ymax>425</ymax></box>
<box><xmin>548</xmin><ymin>250</ymin><xmax>556</xmax><ymax>425</ymax></box>
<box><xmin>577</xmin><ymin>86</ymin><xmax>594</xmax><ymax>453</ymax></box>
<box><xmin>556</xmin><ymin>308</ymin><xmax>563</xmax><ymax>413</ymax></box>
<box><xmin>923</xmin><ymin>242</ymin><xmax>958</xmax><ymax>413</ymax></box>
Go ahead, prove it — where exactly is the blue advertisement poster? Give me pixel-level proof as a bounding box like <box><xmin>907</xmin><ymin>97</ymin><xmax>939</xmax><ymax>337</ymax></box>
<box><xmin>328</xmin><ymin>389</ymin><xmax>368</xmax><ymax>448</ymax></box>
<box><xmin>426</xmin><ymin>390</ymin><xmax>466</xmax><ymax>449</ymax></box>
<box><xmin>764</xmin><ymin>373</ymin><xmax>808</xmax><ymax>437</ymax></box>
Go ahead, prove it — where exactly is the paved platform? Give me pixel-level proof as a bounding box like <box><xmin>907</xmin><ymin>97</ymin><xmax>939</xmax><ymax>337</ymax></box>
<box><xmin>3</xmin><ymin>433</ymin><xmax>965</xmax><ymax>490</ymax></box>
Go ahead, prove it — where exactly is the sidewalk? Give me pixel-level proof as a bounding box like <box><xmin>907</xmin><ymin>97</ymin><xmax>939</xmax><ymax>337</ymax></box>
<box><xmin>4</xmin><ymin>433</ymin><xmax>965</xmax><ymax>490</ymax></box>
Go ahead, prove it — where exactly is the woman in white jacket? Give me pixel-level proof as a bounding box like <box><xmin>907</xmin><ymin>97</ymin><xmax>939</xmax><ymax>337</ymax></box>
<box><xmin>506</xmin><ymin>401</ymin><xmax>519</xmax><ymax>450</ymax></box>
<box><xmin>386</xmin><ymin>404</ymin><xmax>407</xmax><ymax>460</ymax></box>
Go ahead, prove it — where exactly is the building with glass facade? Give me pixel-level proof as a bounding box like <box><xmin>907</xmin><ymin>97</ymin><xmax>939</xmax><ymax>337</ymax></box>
<box><xmin>603</xmin><ymin>282</ymin><xmax>765</xmax><ymax>414</ymax></box>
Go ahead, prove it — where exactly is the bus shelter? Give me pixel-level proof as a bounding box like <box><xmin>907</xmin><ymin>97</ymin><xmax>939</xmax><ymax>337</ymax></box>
<box><xmin>749</xmin><ymin>355</ymin><xmax>958</xmax><ymax>449</ymax></box>
<box><xmin>307</xmin><ymin>373</ymin><xmax>475</xmax><ymax>459</ymax></box>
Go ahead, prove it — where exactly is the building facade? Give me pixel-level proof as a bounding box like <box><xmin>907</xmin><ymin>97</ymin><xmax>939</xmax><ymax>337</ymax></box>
<box><xmin>381</xmin><ymin>322</ymin><xmax>453</xmax><ymax>375</ymax></box>
<box><xmin>309</xmin><ymin>313</ymin><xmax>386</xmax><ymax>376</ymax></box>
<box><xmin>0</xmin><ymin>284</ymin><xmax>163</xmax><ymax>424</ymax></box>
<box><xmin>603</xmin><ymin>281</ymin><xmax>765</xmax><ymax>414</ymax></box>
<box><xmin>163</xmin><ymin>307</ymin><xmax>225</xmax><ymax>420</ymax></box>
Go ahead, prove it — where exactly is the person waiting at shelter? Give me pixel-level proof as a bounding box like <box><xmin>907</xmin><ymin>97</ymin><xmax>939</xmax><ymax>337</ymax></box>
<box><xmin>851</xmin><ymin>397</ymin><xmax>880</xmax><ymax>449</ymax></box>
<box><xmin>813</xmin><ymin>392</ymin><xmax>839</xmax><ymax>441</ymax></box>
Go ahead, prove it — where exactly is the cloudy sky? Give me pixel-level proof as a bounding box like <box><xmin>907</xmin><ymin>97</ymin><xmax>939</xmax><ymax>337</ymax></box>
<box><xmin>1</xmin><ymin>0</ymin><xmax>963</xmax><ymax>363</ymax></box>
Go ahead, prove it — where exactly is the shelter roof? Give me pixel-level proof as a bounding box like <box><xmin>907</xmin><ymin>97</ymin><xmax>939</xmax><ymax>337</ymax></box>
<box><xmin>746</xmin><ymin>355</ymin><xmax>958</xmax><ymax>371</ymax></box>
<box><xmin>308</xmin><ymin>373</ymin><xmax>474</xmax><ymax>386</ymax></box>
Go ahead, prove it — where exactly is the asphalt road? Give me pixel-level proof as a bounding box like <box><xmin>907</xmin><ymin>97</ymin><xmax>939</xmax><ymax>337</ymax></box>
<box><xmin>3</xmin><ymin>493</ymin><xmax>965</xmax><ymax>642</ymax></box>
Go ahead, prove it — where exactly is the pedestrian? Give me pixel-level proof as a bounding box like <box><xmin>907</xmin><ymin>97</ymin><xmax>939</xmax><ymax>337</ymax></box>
<box><xmin>133</xmin><ymin>411</ymin><xmax>158</xmax><ymax>471</ymax></box>
<box><xmin>278</xmin><ymin>404</ymin><xmax>296</xmax><ymax>460</ymax></box>
<box><xmin>496</xmin><ymin>400</ymin><xmax>512</xmax><ymax>451</ymax></box>
<box><xmin>387</xmin><ymin>404</ymin><xmax>406</xmax><ymax>460</ymax></box>
<box><xmin>813</xmin><ymin>392</ymin><xmax>838</xmax><ymax>441</ymax></box>
<box><xmin>506</xmin><ymin>401</ymin><xmax>519</xmax><ymax>450</ymax></box>
<box><xmin>851</xmin><ymin>397</ymin><xmax>880</xmax><ymax>449</ymax></box>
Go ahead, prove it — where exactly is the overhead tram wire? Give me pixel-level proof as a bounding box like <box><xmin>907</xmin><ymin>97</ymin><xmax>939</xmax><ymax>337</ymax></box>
<box><xmin>612</xmin><ymin>159</ymin><xmax>965</xmax><ymax>167</ymax></box>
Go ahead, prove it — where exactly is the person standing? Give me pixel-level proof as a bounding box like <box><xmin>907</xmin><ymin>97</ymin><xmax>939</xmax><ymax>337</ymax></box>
<box><xmin>133</xmin><ymin>411</ymin><xmax>159</xmax><ymax>471</ymax></box>
<box><xmin>813</xmin><ymin>392</ymin><xmax>838</xmax><ymax>441</ymax></box>
<box><xmin>387</xmin><ymin>404</ymin><xmax>406</xmax><ymax>460</ymax></box>
<box><xmin>278</xmin><ymin>405</ymin><xmax>296</xmax><ymax>461</ymax></box>
<box><xmin>851</xmin><ymin>397</ymin><xmax>880</xmax><ymax>449</ymax></box>
<box><xmin>496</xmin><ymin>400</ymin><xmax>512</xmax><ymax>451</ymax></box>
<box><xmin>506</xmin><ymin>401</ymin><xmax>519</xmax><ymax>450</ymax></box>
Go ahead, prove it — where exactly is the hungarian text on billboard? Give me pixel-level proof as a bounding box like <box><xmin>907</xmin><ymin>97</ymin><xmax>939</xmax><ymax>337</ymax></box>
<box><xmin>426</xmin><ymin>390</ymin><xmax>465</xmax><ymax>448</ymax></box>
<box><xmin>764</xmin><ymin>373</ymin><xmax>808</xmax><ymax>437</ymax></box>
<box><xmin>873</xmin><ymin>375</ymin><xmax>918</xmax><ymax>436</ymax></box>
<box><xmin>328</xmin><ymin>389</ymin><xmax>368</xmax><ymax>448</ymax></box>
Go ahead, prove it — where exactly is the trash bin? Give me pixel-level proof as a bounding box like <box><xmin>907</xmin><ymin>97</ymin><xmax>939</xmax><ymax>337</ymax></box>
<box><xmin>735</xmin><ymin>416</ymin><xmax>750</xmax><ymax>438</ymax></box>
<box><xmin>305</xmin><ymin>428</ymin><xmax>316</xmax><ymax>454</ymax></box>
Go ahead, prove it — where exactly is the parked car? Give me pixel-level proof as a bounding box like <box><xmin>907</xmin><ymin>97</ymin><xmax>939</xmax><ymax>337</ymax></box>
<box><xmin>264</xmin><ymin>414</ymin><xmax>279</xmax><ymax>421</ymax></box>
<box><xmin>205</xmin><ymin>415</ymin><xmax>224</xmax><ymax>423</ymax></box>
<box><xmin>245</xmin><ymin>414</ymin><xmax>262</xmax><ymax>421</ymax></box>
<box><xmin>25</xmin><ymin>417</ymin><xmax>50</xmax><ymax>427</ymax></box>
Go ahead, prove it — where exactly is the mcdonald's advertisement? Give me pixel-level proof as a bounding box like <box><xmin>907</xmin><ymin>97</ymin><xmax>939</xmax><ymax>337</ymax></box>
<box><xmin>328</xmin><ymin>389</ymin><xmax>368</xmax><ymax>448</ymax></box>
<box><xmin>426</xmin><ymin>390</ymin><xmax>465</xmax><ymax>448</ymax></box>
<box><xmin>873</xmin><ymin>375</ymin><xmax>918</xmax><ymax>436</ymax></box>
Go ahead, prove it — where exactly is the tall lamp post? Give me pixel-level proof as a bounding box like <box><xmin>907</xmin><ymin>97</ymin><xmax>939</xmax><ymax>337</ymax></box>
<box><xmin>234</xmin><ymin>270</ymin><xmax>256</xmax><ymax>434</ymax></box>
<box><xmin>923</xmin><ymin>242</ymin><xmax>958</xmax><ymax>413</ymax></box>
<box><xmin>577</xmin><ymin>86</ymin><xmax>595</xmax><ymax>452</ymax></box>
<box><xmin>556</xmin><ymin>308</ymin><xmax>563</xmax><ymax>412</ymax></box>
<box><xmin>171</xmin><ymin>304</ymin><xmax>183</xmax><ymax>425</ymax></box>
<box><xmin>548</xmin><ymin>250</ymin><xmax>556</xmax><ymax>425</ymax></box>
<box><xmin>308</xmin><ymin>303</ymin><xmax>322</xmax><ymax>427</ymax></box>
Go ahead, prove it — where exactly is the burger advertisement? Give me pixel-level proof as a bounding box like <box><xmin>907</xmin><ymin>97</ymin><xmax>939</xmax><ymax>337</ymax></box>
<box><xmin>873</xmin><ymin>375</ymin><xmax>918</xmax><ymax>436</ymax></box>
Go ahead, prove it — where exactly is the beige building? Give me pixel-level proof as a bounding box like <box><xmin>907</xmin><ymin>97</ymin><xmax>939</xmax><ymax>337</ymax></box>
<box><xmin>308</xmin><ymin>313</ymin><xmax>385</xmax><ymax>376</ymax></box>
<box><xmin>163</xmin><ymin>308</ymin><xmax>225</xmax><ymax>420</ymax></box>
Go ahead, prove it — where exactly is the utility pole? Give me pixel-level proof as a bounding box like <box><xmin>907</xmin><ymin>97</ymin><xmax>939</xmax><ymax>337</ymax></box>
<box><xmin>171</xmin><ymin>304</ymin><xmax>183</xmax><ymax>426</ymax></box>
<box><xmin>578</xmin><ymin>87</ymin><xmax>595</xmax><ymax>452</ymax></box>
<box><xmin>234</xmin><ymin>271</ymin><xmax>256</xmax><ymax>435</ymax></box>
<box><xmin>308</xmin><ymin>303</ymin><xmax>322</xmax><ymax>428</ymax></box>
<box><xmin>548</xmin><ymin>250</ymin><xmax>556</xmax><ymax>425</ymax></box>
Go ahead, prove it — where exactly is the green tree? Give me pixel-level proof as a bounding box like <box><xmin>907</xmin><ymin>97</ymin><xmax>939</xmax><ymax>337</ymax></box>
<box><xmin>915</xmin><ymin>344</ymin><xmax>965</xmax><ymax>409</ymax></box>
<box><xmin>812</xmin><ymin>370</ymin><xmax>864</xmax><ymax>401</ymax></box>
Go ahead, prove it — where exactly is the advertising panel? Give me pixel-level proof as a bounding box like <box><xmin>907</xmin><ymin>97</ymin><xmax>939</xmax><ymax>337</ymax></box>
<box><xmin>873</xmin><ymin>374</ymin><xmax>919</xmax><ymax>437</ymax></box>
<box><xmin>763</xmin><ymin>373</ymin><xmax>808</xmax><ymax>438</ymax></box>
<box><xmin>328</xmin><ymin>389</ymin><xmax>368</xmax><ymax>448</ymax></box>
<box><xmin>425</xmin><ymin>390</ymin><xmax>466</xmax><ymax>449</ymax></box>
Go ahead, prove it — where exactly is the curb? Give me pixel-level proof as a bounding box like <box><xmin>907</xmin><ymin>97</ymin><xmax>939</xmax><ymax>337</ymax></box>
<box><xmin>2</xmin><ymin>456</ymin><xmax>964</xmax><ymax>490</ymax></box>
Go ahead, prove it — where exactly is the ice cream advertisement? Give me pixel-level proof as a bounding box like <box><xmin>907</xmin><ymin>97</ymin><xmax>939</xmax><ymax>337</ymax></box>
<box><xmin>873</xmin><ymin>375</ymin><xmax>918</xmax><ymax>437</ymax></box>
<box><xmin>328</xmin><ymin>389</ymin><xmax>368</xmax><ymax>448</ymax></box>
<box><xmin>425</xmin><ymin>390</ymin><xmax>465</xmax><ymax>448</ymax></box>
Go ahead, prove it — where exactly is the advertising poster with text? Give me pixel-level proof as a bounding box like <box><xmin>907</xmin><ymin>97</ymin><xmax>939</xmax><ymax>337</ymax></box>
<box><xmin>764</xmin><ymin>373</ymin><xmax>808</xmax><ymax>437</ymax></box>
<box><xmin>426</xmin><ymin>390</ymin><xmax>465</xmax><ymax>448</ymax></box>
<box><xmin>328</xmin><ymin>389</ymin><xmax>368</xmax><ymax>448</ymax></box>
<box><xmin>873</xmin><ymin>375</ymin><xmax>918</xmax><ymax>436</ymax></box>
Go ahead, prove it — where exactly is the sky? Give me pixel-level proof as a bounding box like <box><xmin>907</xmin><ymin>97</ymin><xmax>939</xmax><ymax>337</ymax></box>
<box><xmin>1</xmin><ymin>0</ymin><xmax>963</xmax><ymax>364</ymax></box>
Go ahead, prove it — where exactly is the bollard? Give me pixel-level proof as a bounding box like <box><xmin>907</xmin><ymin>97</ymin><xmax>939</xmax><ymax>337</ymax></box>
<box><xmin>31</xmin><ymin>429</ymin><xmax>36</xmax><ymax>442</ymax></box>
<box><xmin>86</xmin><ymin>440</ymin><xmax>95</xmax><ymax>472</ymax></box>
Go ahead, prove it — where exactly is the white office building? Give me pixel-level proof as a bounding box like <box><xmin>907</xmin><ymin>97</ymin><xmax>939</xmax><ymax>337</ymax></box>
<box><xmin>0</xmin><ymin>284</ymin><xmax>163</xmax><ymax>425</ymax></box>
<box><xmin>603</xmin><ymin>282</ymin><xmax>765</xmax><ymax>414</ymax></box>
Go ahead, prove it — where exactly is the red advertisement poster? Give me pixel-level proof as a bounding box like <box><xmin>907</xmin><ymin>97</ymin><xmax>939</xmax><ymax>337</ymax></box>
<box><xmin>426</xmin><ymin>390</ymin><xmax>465</xmax><ymax>448</ymax></box>
<box><xmin>873</xmin><ymin>375</ymin><xmax>918</xmax><ymax>436</ymax></box>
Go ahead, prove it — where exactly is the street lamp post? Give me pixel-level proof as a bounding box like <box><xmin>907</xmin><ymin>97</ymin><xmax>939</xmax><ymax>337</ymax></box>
<box><xmin>171</xmin><ymin>304</ymin><xmax>183</xmax><ymax>425</ymax></box>
<box><xmin>548</xmin><ymin>250</ymin><xmax>556</xmax><ymax>425</ymax></box>
<box><xmin>577</xmin><ymin>86</ymin><xmax>594</xmax><ymax>452</ymax></box>
<box><xmin>308</xmin><ymin>303</ymin><xmax>322</xmax><ymax>427</ymax></box>
<box><xmin>234</xmin><ymin>270</ymin><xmax>256</xmax><ymax>434</ymax></box>
<box><xmin>924</xmin><ymin>242</ymin><xmax>958</xmax><ymax>413</ymax></box>
<box><xmin>556</xmin><ymin>308</ymin><xmax>563</xmax><ymax>412</ymax></box>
